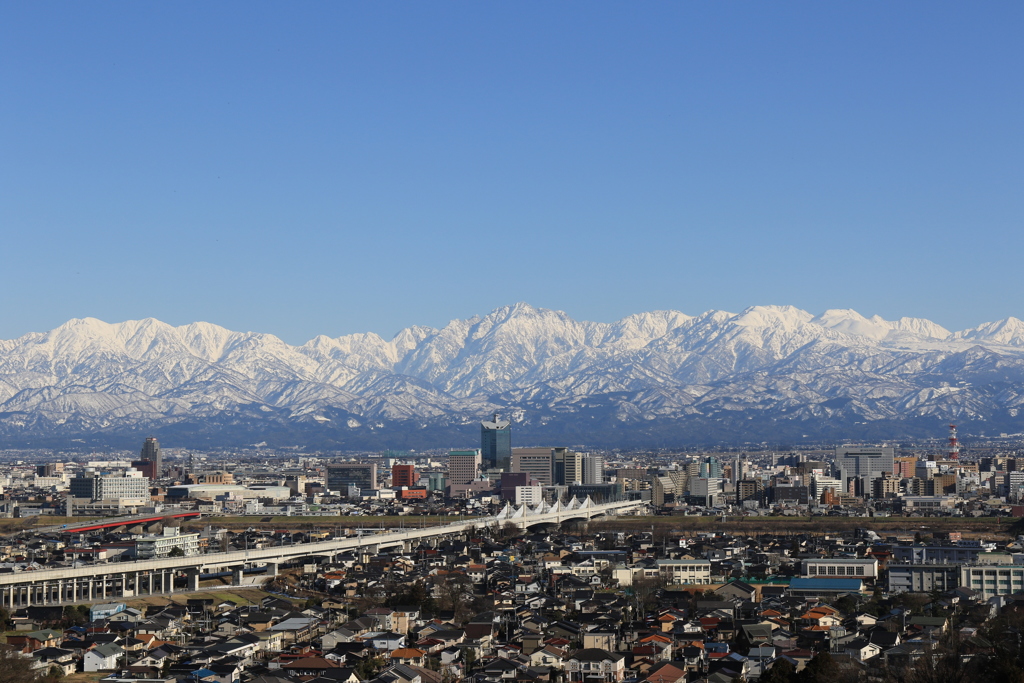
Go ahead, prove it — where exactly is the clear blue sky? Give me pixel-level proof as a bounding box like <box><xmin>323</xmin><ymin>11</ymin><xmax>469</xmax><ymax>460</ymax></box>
<box><xmin>2</xmin><ymin>4</ymin><xmax>1023</xmax><ymax>343</ymax></box>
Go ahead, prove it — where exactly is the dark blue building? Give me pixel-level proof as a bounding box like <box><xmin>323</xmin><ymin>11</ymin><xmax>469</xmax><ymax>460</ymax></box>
<box><xmin>481</xmin><ymin>414</ymin><xmax>511</xmax><ymax>471</ymax></box>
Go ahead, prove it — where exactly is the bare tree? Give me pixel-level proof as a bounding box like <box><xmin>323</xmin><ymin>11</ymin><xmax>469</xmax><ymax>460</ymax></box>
<box><xmin>631</xmin><ymin>574</ymin><xmax>666</xmax><ymax>615</ymax></box>
<box><xmin>434</xmin><ymin>572</ymin><xmax>475</xmax><ymax>624</ymax></box>
<box><xmin>0</xmin><ymin>645</ymin><xmax>43</xmax><ymax>683</ymax></box>
<box><xmin>501</xmin><ymin>521</ymin><xmax>520</xmax><ymax>540</ymax></box>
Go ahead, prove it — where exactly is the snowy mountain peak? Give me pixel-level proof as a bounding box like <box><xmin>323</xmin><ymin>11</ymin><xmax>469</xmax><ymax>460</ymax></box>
<box><xmin>2</xmin><ymin>304</ymin><xmax>1024</xmax><ymax>446</ymax></box>
<box><xmin>811</xmin><ymin>309</ymin><xmax>950</xmax><ymax>342</ymax></box>
<box><xmin>812</xmin><ymin>309</ymin><xmax>892</xmax><ymax>340</ymax></box>
<box><xmin>734</xmin><ymin>305</ymin><xmax>815</xmax><ymax>329</ymax></box>
<box><xmin>955</xmin><ymin>316</ymin><xmax>1024</xmax><ymax>346</ymax></box>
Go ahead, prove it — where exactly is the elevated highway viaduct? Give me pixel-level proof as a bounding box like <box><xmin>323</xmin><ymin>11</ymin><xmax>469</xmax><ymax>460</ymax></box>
<box><xmin>0</xmin><ymin>498</ymin><xmax>646</xmax><ymax>607</ymax></box>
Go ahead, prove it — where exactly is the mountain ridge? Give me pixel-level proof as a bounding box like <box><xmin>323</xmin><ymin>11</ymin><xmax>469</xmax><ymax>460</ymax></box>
<box><xmin>2</xmin><ymin>303</ymin><xmax>1024</xmax><ymax>448</ymax></box>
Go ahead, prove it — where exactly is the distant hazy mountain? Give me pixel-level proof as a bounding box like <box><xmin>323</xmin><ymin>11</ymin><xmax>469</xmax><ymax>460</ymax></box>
<box><xmin>2</xmin><ymin>303</ymin><xmax>1024</xmax><ymax>448</ymax></box>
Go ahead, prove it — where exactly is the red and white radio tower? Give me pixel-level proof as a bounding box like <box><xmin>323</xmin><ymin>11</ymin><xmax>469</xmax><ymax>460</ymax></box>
<box><xmin>948</xmin><ymin>424</ymin><xmax>960</xmax><ymax>460</ymax></box>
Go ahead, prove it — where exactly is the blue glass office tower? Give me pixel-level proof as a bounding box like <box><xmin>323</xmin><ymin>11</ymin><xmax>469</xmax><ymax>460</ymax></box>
<box><xmin>699</xmin><ymin>456</ymin><xmax>723</xmax><ymax>479</ymax></box>
<box><xmin>481</xmin><ymin>414</ymin><xmax>512</xmax><ymax>471</ymax></box>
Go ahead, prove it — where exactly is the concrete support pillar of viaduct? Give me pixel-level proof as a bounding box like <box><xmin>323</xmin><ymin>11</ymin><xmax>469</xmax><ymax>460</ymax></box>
<box><xmin>185</xmin><ymin>569</ymin><xmax>200</xmax><ymax>592</ymax></box>
<box><xmin>231</xmin><ymin>566</ymin><xmax>244</xmax><ymax>586</ymax></box>
<box><xmin>264</xmin><ymin>563</ymin><xmax>278</xmax><ymax>578</ymax></box>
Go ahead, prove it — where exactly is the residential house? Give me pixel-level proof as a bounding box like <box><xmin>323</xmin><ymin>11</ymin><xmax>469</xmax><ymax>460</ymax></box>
<box><xmin>31</xmin><ymin>647</ymin><xmax>76</xmax><ymax>677</ymax></box>
<box><xmin>565</xmin><ymin>648</ymin><xmax>627</xmax><ymax>683</ymax></box>
<box><xmin>84</xmin><ymin>642</ymin><xmax>124</xmax><ymax>671</ymax></box>
<box><xmin>90</xmin><ymin>603</ymin><xmax>127</xmax><ymax>621</ymax></box>
<box><xmin>390</xmin><ymin>648</ymin><xmax>426</xmax><ymax>666</ymax></box>
<box><xmin>7</xmin><ymin>629</ymin><xmax>62</xmax><ymax>652</ymax></box>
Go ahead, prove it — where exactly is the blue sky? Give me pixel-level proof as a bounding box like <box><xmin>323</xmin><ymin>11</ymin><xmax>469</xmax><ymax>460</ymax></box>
<box><xmin>2</xmin><ymin>4</ymin><xmax>1023</xmax><ymax>343</ymax></box>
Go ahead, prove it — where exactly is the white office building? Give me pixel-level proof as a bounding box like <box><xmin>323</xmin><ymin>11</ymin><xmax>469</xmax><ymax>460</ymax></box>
<box><xmin>582</xmin><ymin>454</ymin><xmax>604</xmax><ymax>485</ymax></box>
<box><xmin>134</xmin><ymin>527</ymin><xmax>202</xmax><ymax>559</ymax></box>
<box><xmin>655</xmin><ymin>559</ymin><xmax>712</xmax><ymax>584</ymax></box>
<box><xmin>802</xmin><ymin>557</ymin><xmax>879</xmax><ymax>580</ymax></box>
<box><xmin>836</xmin><ymin>446</ymin><xmax>895</xmax><ymax>494</ymax></box>
<box><xmin>961</xmin><ymin>565</ymin><xmax>1024</xmax><ymax>598</ymax></box>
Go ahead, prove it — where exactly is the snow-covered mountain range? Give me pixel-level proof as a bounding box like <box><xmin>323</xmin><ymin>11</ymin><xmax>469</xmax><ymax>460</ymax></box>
<box><xmin>3</xmin><ymin>303</ymin><xmax>1024</xmax><ymax>447</ymax></box>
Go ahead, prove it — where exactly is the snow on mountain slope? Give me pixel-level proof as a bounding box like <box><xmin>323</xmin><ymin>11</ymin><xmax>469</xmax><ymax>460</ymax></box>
<box><xmin>955</xmin><ymin>317</ymin><xmax>1024</xmax><ymax>346</ymax></box>
<box><xmin>1</xmin><ymin>304</ymin><xmax>1024</xmax><ymax>443</ymax></box>
<box><xmin>812</xmin><ymin>309</ymin><xmax>951</xmax><ymax>342</ymax></box>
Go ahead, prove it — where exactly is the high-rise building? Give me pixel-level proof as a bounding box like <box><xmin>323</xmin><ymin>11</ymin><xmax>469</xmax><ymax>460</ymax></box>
<box><xmin>689</xmin><ymin>477</ymin><xmax>723</xmax><ymax>506</ymax></box>
<box><xmin>581</xmin><ymin>454</ymin><xmax>604</xmax><ymax>485</ymax></box>
<box><xmin>894</xmin><ymin>457</ymin><xmax>917</xmax><ymax>478</ymax></box>
<box><xmin>666</xmin><ymin>470</ymin><xmax>689</xmax><ymax>498</ymax></box>
<box><xmin>131</xmin><ymin>460</ymin><xmax>157</xmax><ymax>480</ymax></box>
<box><xmin>652</xmin><ymin>476</ymin><xmax>675</xmax><ymax>507</ymax></box>
<box><xmin>511</xmin><ymin>448</ymin><xmax>554</xmax><ymax>486</ymax></box>
<box><xmin>553</xmin><ymin>448</ymin><xmax>582</xmax><ymax>485</ymax></box>
<box><xmin>392</xmin><ymin>464</ymin><xmax>417</xmax><ymax>488</ymax></box>
<box><xmin>736</xmin><ymin>479</ymin><xmax>764</xmax><ymax>505</ymax></box>
<box><xmin>481</xmin><ymin>414</ymin><xmax>512</xmax><ymax>471</ymax></box>
<box><xmin>811</xmin><ymin>474</ymin><xmax>845</xmax><ymax>502</ymax></box>
<box><xmin>872</xmin><ymin>474</ymin><xmax>902</xmax><ymax>499</ymax></box>
<box><xmin>141</xmin><ymin>437</ymin><xmax>161</xmax><ymax>476</ymax></box>
<box><xmin>699</xmin><ymin>456</ymin><xmax>723</xmax><ymax>479</ymax></box>
<box><xmin>448</xmin><ymin>450</ymin><xmax>481</xmax><ymax>485</ymax></box>
<box><xmin>325</xmin><ymin>463</ymin><xmax>377</xmax><ymax>494</ymax></box>
<box><xmin>836</xmin><ymin>446</ymin><xmax>895</xmax><ymax>495</ymax></box>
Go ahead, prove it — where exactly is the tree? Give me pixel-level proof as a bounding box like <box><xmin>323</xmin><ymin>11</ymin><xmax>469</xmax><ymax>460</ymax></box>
<box><xmin>599</xmin><ymin>566</ymin><xmax>616</xmax><ymax>587</ymax></box>
<box><xmin>61</xmin><ymin>605</ymin><xmax>86</xmax><ymax>627</ymax></box>
<box><xmin>796</xmin><ymin>651</ymin><xmax>837</xmax><ymax>683</ymax></box>
<box><xmin>833</xmin><ymin>595</ymin><xmax>858</xmax><ymax>615</ymax></box>
<box><xmin>631</xmin><ymin>574</ymin><xmax>666</xmax><ymax>615</ymax></box>
<box><xmin>972</xmin><ymin>611</ymin><xmax>1024</xmax><ymax>683</ymax></box>
<box><xmin>434</xmin><ymin>572</ymin><xmax>474</xmax><ymax>624</ymax></box>
<box><xmin>355</xmin><ymin>656</ymin><xmax>386</xmax><ymax>680</ymax></box>
<box><xmin>0</xmin><ymin>645</ymin><xmax>43</xmax><ymax>683</ymax></box>
<box><xmin>463</xmin><ymin>646</ymin><xmax>477</xmax><ymax>673</ymax></box>
<box><xmin>760</xmin><ymin>658</ymin><xmax>795</xmax><ymax>683</ymax></box>
<box><xmin>168</xmin><ymin>546</ymin><xmax>185</xmax><ymax>557</ymax></box>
